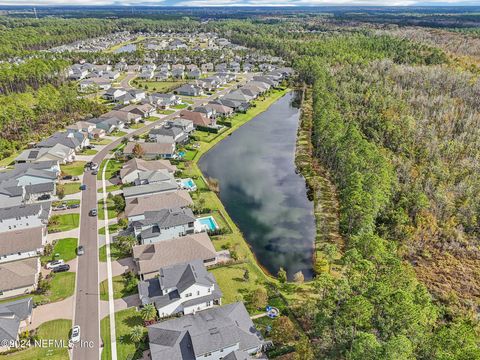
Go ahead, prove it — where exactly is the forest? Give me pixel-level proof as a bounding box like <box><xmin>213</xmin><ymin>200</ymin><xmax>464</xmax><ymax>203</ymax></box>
<box><xmin>213</xmin><ymin>19</ymin><xmax>480</xmax><ymax>359</ymax></box>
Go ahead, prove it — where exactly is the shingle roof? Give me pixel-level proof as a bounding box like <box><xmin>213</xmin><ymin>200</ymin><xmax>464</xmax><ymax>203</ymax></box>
<box><xmin>125</xmin><ymin>190</ymin><xmax>193</xmax><ymax>218</ymax></box>
<box><xmin>0</xmin><ymin>202</ymin><xmax>50</xmax><ymax>221</ymax></box>
<box><xmin>148</xmin><ymin>302</ymin><xmax>263</xmax><ymax>360</ymax></box>
<box><xmin>122</xmin><ymin>181</ymin><xmax>178</xmax><ymax>199</ymax></box>
<box><xmin>133</xmin><ymin>207</ymin><xmax>195</xmax><ymax>229</ymax></box>
<box><xmin>0</xmin><ymin>226</ymin><xmax>44</xmax><ymax>255</ymax></box>
<box><xmin>0</xmin><ymin>258</ymin><xmax>39</xmax><ymax>292</ymax></box>
<box><xmin>120</xmin><ymin>158</ymin><xmax>177</xmax><ymax>181</ymax></box>
<box><xmin>133</xmin><ymin>232</ymin><xmax>216</xmax><ymax>276</ymax></box>
<box><xmin>0</xmin><ymin>297</ymin><xmax>33</xmax><ymax>343</ymax></box>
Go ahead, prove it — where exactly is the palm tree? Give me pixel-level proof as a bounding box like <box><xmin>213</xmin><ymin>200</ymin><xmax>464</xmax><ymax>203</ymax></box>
<box><xmin>129</xmin><ymin>325</ymin><xmax>144</xmax><ymax>343</ymax></box>
<box><xmin>140</xmin><ymin>304</ymin><xmax>157</xmax><ymax>321</ymax></box>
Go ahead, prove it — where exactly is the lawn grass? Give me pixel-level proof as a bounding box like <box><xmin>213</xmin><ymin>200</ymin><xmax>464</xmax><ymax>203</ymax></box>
<box><xmin>99</xmin><ymin>274</ymin><xmax>138</xmax><ymax>301</ymax></box>
<box><xmin>4</xmin><ymin>319</ymin><xmax>71</xmax><ymax>360</ymax></box>
<box><xmin>129</xmin><ymin>122</ymin><xmax>146</xmax><ymax>129</ymax></box>
<box><xmin>98</xmin><ymin>223</ymin><xmax>122</xmax><ymax>235</ymax></box>
<box><xmin>99</xmin><ymin>243</ymin><xmax>131</xmax><ymax>262</ymax></box>
<box><xmin>0</xmin><ymin>152</ymin><xmax>18</xmax><ymax>167</ymax></box>
<box><xmin>157</xmin><ymin>109</ymin><xmax>175</xmax><ymax>115</ymax></box>
<box><xmin>98</xmin><ymin>198</ymin><xmax>118</xmax><ymax>220</ymax></box>
<box><xmin>61</xmin><ymin>182</ymin><xmax>81</xmax><ymax>195</ymax></box>
<box><xmin>48</xmin><ymin>213</ymin><xmax>80</xmax><ymax>233</ymax></box>
<box><xmin>61</xmin><ymin>161</ymin><xmax>86</xmax><ymax>176</ymax></box>
<box><xmin>98</xmin><ymin>159</ymin><xmax>123</xmax><ymax>180</ymax></box>
<box><xmin>41</xmin><ymin>238</ymin><xmax>78</xmax><ymax>264</ymax></box>
<box><xmin>135</xmin><ymin>80</ymin><xmax>185</xmax><ymax>93</ymax></box>
<box><xmin>97</xmin><ymin>184</ymin><xmax>122</xmax><ymax>193</ymax></box>
<box><xmin>114</xmin><ymin>308</ymin><xmax>147</xmax><ymax>360</ymax></box>
<box><xmin>172</xmin><ymin>103</ymin><xmax>188</xmax><ymax>109</ymax></box>
<box><xmin>110</xmin><ymin>130</ymin><xmax>128</xmax><ymax>137</ymax></box>
<box><xmin>79</xmin><ymin>148</ymin><xmax>98</xmax><ymax>155</ymax></box>
<box><xmin>47</xmin><ymin>272</ymin><xmax>76</xmax><ymax>302</ymax></box>
<box><xmin>91</xmin><ymin>138</ymin><xmax>113</xmax><ymax>145</ymax></box>
<box><xmin>100</xmin><ymin>315</ymin><xmax>112</xmax><ymax>360</ymax></box>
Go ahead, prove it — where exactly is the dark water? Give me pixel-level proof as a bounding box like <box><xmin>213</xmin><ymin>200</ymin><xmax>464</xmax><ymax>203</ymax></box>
<box><xmin>198</xmin><ymin>91</ymin><xmax>315</xmax><ymax>280</ymax></box>
<box><xmin>114</xmin><ymin>44</ymin><xmax>137</xmax><ymax>53</ymax></box>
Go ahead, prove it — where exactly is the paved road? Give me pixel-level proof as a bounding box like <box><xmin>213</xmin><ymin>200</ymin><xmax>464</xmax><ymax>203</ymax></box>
<box><xmin>72</xmin><ymin>75</ymin><xmax>251</xmax><ymax>360</ymax></box>
<box><xmin>120</xmin><ymin>72</ymin><xmax>136</xmax><ymax>90</ymax></box>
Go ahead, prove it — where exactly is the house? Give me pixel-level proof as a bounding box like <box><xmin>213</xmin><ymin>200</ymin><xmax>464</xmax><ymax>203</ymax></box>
<box><xmin>179</xmin><ymin>110</ymin><xmax>215</xmax><ymax>128</ymax></box>
<box><xmin>176</xmin><ymin>84</ymin><xmax>203</xmax><ymax>97</ymax></box>
<box><xmin>131</xmin><ymin>207</ymin><xmax>196</xmax><ymax>244</ymax></box>
<box><xmin>133</xmin><ymin>170</ymin><xmax>174</xmax><ymax>186</ymax></box>
<box><xmin>128</xmin><ymin>89</ymin><xmax>147</xmax><ymax>102</ymax></box>
<box><xmin>223</xmin><ymin>90</ymin><xmax>253</xmax><ymax>103</ymax></box>
<box><xmin>119</xmin><ymin>103</ymin><xmax>155</xmax><ymax>118</ymax></box>
<box><xmin>66</xmin><ymin>121</ymin><xmax>96</xmax><ymax>139</ymax></box>
<box><xmin>171</xmin><ymin>68</ymin><xmax>184</xmax><ymax>79</ymax></box>
<box><xmin>133</xmin><ymin>232</ymin><xmax>217</xmax><ymax>279</ymax></box>
<box><xmin>101</xmin><ymin>110</ymin><xmax>142</xmax><ymax>124</ymax></box>
<box><xmin>147</xmin><ymin>302</ymin><xmax>264</xmax><ymax>360</ymax></box>
<box><xmin>123</xmin><ymin>141</ymin><xmax>176</xmax><ymax>160</ymax></box>
<box><xmin>0</xmin><ymin>258</ymin><xmax>40</xmax><ymax>300</ymax></box>
<box><xmin>0</xmin><ymin>297</ymin><xmax>33</xmax><ymax>352</ymax></box>
<box><xmin>0</xmin><ymin>163</ymin><xmax>58</xmax><ymax>189</ymax></box>
<box><xmin>138</xmin><ymin>259</ymin><xmax>222</xmax><ymax>318</ymax></box>
<box><xmin>149</xmin><ymin>126</ymin><xmax>188</xmax><ymax>145</ymax></box>
<box><xmin>115</xmin><ymin>62</ymin><xmax>128</xmax><ymax>71</ymax></box>
<box><xmin>187</xmin><ymin>69</ymin><xmax>202</xmax><ymax>79</ymax></box>
<box><xmin>37</xmin><ymin>132</ymin><xmax>88</xmax><ymax>151</ymax></box>
<box><xmin>165</xmin><ymin>118</ymin><xmax>194</xmax><ymax>134</ymax></box>
<box><xmin>201</xmin><ymin>62</ymin><xmax>214</xmax><ymax>72</ymax></box>
<box><xmin>205</xmin><ymin>103</ymin><xmax>234</xmax><ymax>118</ymax></box>
<box><xmin>120</xmin><ymin>158</ymin><xmax>177</xmax><ymax>185</ymax></box>
<box><xmin>193</xmin><ymin>106</ymin><xmax>215</xmax><ymax>119</ymax></box>
<box><xmin>115</xmin><ymin>92</ymin><xmax>135</xmax><ymax>105</ymax></box>
<box><xmin>214</xmin><ymin>98</ymin><xmax>250</xmax><ymax>112</ymax></box>
<box><xmin>139</xmin><ymin>70</ymin><xmax>154</xmax><ymax>79</ymax></box>
<box><xmin>125</xmin><ymin>190</ymin><xmax>193</xmax><ymax>222</ymax></box>
<box><xmin>15</xmin><ymin>144</ymin><xmax>75</xmax><ymax>164</ymax></box>
<box><xmin>123</xmin><ymin>181</ymin><xmax>178</xmax><ymax>200</ymax></box>
<box><xmin>253</xmin><ymin>75</ymin><xmax>278</xmax><ymax>87</ymax></box>
<box><xmin>87</xmin><ymin>117</ymin><xmax>125</xmax><ymax>134</ymax></box>
<box><xmin>79</xmin><ymin>77</ymin><xmax>111</xmax><ymax>91</ymax></box>
<box><xmin>153</xmin><ymin>71</ymin><xmax>169</xmax><ymax>81</ymax></box>
<box><xmin>0</xmin><ymin>180</ymin><xmax>55</xmax><ymax>207</ymax></box>
<box><xmin>147</xmin><ymin>93</ymin><xmax>181</xmax><ymax>109</ymax></box>
<box><xmin>103</xmin><ymin>88</ymin><xmax>127</xmax><ymax>101</ymax></box>
<box><xmin>229</xmin><ymin>61</ymin><xmax>241</xmax><ymax>72</ymax></box>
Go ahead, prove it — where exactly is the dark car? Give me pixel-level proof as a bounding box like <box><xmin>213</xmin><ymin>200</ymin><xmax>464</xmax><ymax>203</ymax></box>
<box><xmin>79</xmin><ymin>184</ymin><xmax>87</xmax><ymax>191</ymax></box>
<box><xmin>92</xmin><ymin>170</ymin><xmax>98</xmax><ymax>176</ymax></box>
<box><xmin>69</xmin><ymin>203</ymin><xmax>80</xmax><ymax>209</ymax></box>
<box><xmin>77</xmin><ymin>245</ymin><xmax>85</xmax><ymax>256</ymax></box>
<box><xmin>52</xmin><ymin>264</ymin><xmax>70</xmax><ymax>273</ymax></box>
<box><xmin>38</xmin><ymin>194</ymin><xmax>51</xmax><ymax>200</ymax></box>
<box><xmin>62</xmin><ymin>175</ymin><xmax>73</xmax><ymax>180</ymax></box>
<box><xmin>89</xmin><ymin>208</ymin><xmax>97</xmax><ymax>216</ymax></box>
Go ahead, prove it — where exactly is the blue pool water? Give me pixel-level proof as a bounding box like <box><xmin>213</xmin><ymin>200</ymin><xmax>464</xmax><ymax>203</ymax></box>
<box><xmin>180</xmin><ymin>178</ymin><xmax>196</xmax><ymax>190</ymax></box>
<box><xmin>198</xmin><ymin>216</ymin><xmax>218</xmax><ymax>231</ymax></box>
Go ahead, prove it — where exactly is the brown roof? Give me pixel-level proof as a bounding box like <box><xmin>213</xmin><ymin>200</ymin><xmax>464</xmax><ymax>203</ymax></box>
<box><xmin>0</xmin><ymin>258</ymin><xmax>39</xmax><ymax>292</ymax></box>
<box><xmin>124</xmin><ymin>142</ymin><xmax>175</xmax><ymax>156</ymax></box>
<box><xmin>133</xmin><ymin>232</ymin><xmax>216</xmax><ymax>275</ymax></box>
<box><xmin>101</xmin><ymin>110</ymin><xmax>141</xmax><ymax>122</ymax></box>
<box><xmin>179</xmin><ymin>110</ymin><xmax>212</xmax><ymax>127</ymax></box>
<box><xmin>0</xmin><ymin>227</ymin><xmax>44</xmax><ymax>255</ymax></box>
<box><xmin>206</xmin><ymin>103</ymin><xmax>233</xmax><ymax>114</ymax></box>
<box><xmin>125</xmin><ymin>190</ymin><xmax>193</xmax><ymax>218</ymax></box>
<box><xmin>120</xmin><ymin>158</ymin><xmax>177</xmax><ymax>180</ymax></box>
<box><xmin>120</xmin><ymin>103</ymin><xmax>155</xmax><ymax>114</ymax></box>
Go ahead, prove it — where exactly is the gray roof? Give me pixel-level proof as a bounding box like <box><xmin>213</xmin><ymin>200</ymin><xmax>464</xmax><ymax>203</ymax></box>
<box><xmin>0</xmin><ymin>297</ymin><xmax>33</xmax><ymax>343</ymax></box>
<box><xmin>137</xmin><ymin>170</ymin><xmax>173</xmax><ymax>184</ymax></box>
<box><xmin>148</xmin><ymin>302</ymin><xmax>263</xmax><ymax>360</ymax></box>
<box><xmin>88</xmin><ymin>116</ymin><xmax>124</xmax><ymax>126</ymax></box>
<box><xmin>150</xmin><ymin>126</ymin><xmax>183</xmax><ymax>138</ymax></box>
<box><xmin>0</xmin><ymin>202</ymin><xmax>50</xmax><ymax>221</ymax></box>
<box><xmin>123</xmin><ymin>181</ymin><xmax>178</xmax><ymax>199</ymax></box>
<box><xmin>37</xmin><ymin>132</ymin><xmax>81</xmax><ymax>150</ymax></box>
<box><xmin>133</xmin><ymin>207</ymin><xmax>195</xmax><ymax>229</ymax></box>
<box><xmin>222</xmin><ymin>350</ymin><xmax>250</xmax><ymax>360</ymax></box>
<box><xmin>138</xmin><ymin>260</ymin><xmax>221</xmax><ymax>309</ymax></box>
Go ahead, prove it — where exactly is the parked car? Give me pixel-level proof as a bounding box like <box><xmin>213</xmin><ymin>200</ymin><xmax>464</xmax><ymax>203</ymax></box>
<box><xmin>53</xmin><ymin>204</ymin><xmax>67</xmax><ymax>211</ymax></box>
<box><xmin>46</xmin><ymin>260</ymin><xmax>64</xmax><ymax>269</ymax></box>
<box><xmin>69</xmin><ymin>203</ymin><xmax>80</xmax><ymax>209</ymax></box>
<box><xmin>80</xmin><ymin>184</ymin><xmax>87</xmax><ymax>191</ymax></box>
<box><xmin>72</xmin><ymin>176</ymin><xmax>80</xmax><ymax>181</ymax></box>
<box><xmin>86</xmin><ymin>145</ymin><xmax>95</xmax><ymax>149</ymax></box>
<box><xmin>77</xmin><ymin>246</ymin><xmax>85</xmax><ymax>256</ymax></box>
<box><xmin>89</xmin><ymin>208</ymin><xmax>97</xmax><ymax>216</ymax></box>
<box><xmin>62</xmin><ymin>175</ymin><xmax>73</xmax><ymax>180</ymax></box>
<box><xmin>92</xmin><ymin>170</ymin><xmax>98</xmax><ymax>176</ymax></box>
<box><xmin>52</xmin><ymin>264</ymin><xmax>70</xmax><ymax>273</ymax></box>
<box><xmin>70</xmin><ymin>325</ymin><xmax>81</xmax><ymax>344</ymax></box>
<box><xmin>38</xmin><ymin>194</ymin><xmax>51</xmax><ymax>200</ymax></box>
<box><xmin>91</xmin><ymin>163</ymin><xmax>99</xmax><ymax>170</ymax></box>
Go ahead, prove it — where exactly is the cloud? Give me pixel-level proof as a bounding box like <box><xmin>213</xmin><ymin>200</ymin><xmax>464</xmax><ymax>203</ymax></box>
<box><xmin>0</xmin><ymin>0</ymin><xmax>475</xmax><ymax>5</ymax></box>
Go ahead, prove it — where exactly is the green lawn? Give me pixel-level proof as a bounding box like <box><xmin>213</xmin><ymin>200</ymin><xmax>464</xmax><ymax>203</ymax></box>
<box><xmin>79</xmin><ymin>148</ymin><xmax>98</xmax><ymax>155</ymax></box>
<box><xmin>47</xmin><ymin>272</ymin><xmax>76</xmax><ymax>302</ymax></box>
<box><xmin>98</xmin><ymin>198</ymin><xmax>118</xmax><ymax>220</ymax></box>
<box><xmin>98</xmin><ymin>159</ymin><xmax>123</xmax><ymax>180</ymax></box>
<box><xmin>4</xmin><ymin>319</ymin><xmax>71</xmax><ymax>360</ymax></box>
<box><xmin>61</xmin><ymin>182</ymin><xmax>81</xmax><ymax>195</ymax></box>
<box><xmin>100</xmin><ymin>308</ymin><xmax>147</xmax><ymax>360</ymax></box>
<box><xmin>99</xmin><ymin>274</ymin><xmax>138</xmax><ymax>301</ymax></box>
<box><xmin>0</xmin><ymin>152</ymin><xmax>18</xmax><ymax>167</ymax></box>
<box><xmin>172</xmin><ymin>103</ymin><xmax>188</xmax><ymax>109</ymax></box>
<box><xmin>129</xmin><ymin>122</ymin><xmax>146</xmax><ymax>129</ymax></box>
<box><xmin>97</xmin><ymin>184</ymin><xmax>122</xmax><ymax>193</ymax></box>
<box><xmin>110</xmin><ymin>130</ymin><xmax>128</xmax><ymax>137</ymax></box>
<box><xmin>99</xmin><ymin>243</ymin><xmax>131</xmax><ymax>262</ymax></box>
<box><xmin>91</xmin><ymin>138</ymin><xmax>113</xmax><ymax>145</ymax></box>
<box><xmin>135</xmin><ymin>80</ymin><xmax>185</xmax><ymax>93</ymax></box>
<box><xmin>41</xmin><ymin>238</ymin><xmax>78</xmax><ymax>264</ymax></box>
<box><xmin>98</xmin><ymin>223</ymin><xmax>122</xmax><ymax>235</ymax></box>
<box><xmin>100</xmin><ymin>315</ymin><xmax>112</xmax><ymax>360</ymax></box>
<box><xmin>61</xmin><ymin>161</ymin><xmax>86</xmax><ymax>176</ymax></box>
<box><xmin>48</xmin><ymin>214</ymin><xmax>80</xmax><ymax>233</ymax></box>
<box><xmin>158</xmin><ymin>109</ymin><xmax>175</xmax><ymax>115</ymax></box>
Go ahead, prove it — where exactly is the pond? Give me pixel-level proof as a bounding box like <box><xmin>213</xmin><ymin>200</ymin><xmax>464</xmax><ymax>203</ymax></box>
<box><xmin>198</xmin><ymin>91</ymin><xmax>315</xmax><ymax>280</ymax></box>
<box><xmin>114</xmin><ymin>44</ymin><xmax>137</xmax><ymax>53</ymax></box>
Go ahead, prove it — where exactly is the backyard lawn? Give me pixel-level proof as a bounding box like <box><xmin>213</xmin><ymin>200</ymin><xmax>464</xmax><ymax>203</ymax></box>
<box><xmin>101</xmin><ymin>308</ymin><xmax>147</xmax><ymax>360</ymax></box>
<box><xmin>91</xmin><ymin>138</ymin><xmax>112</xmax><ymax>145</ymax></box>
<box><xmin>61</xmin><ymin>161</ymin><xmax>86</xmax><ymax>176</ymax></box>
<box><xmin>41</xmin><ymin>237</ymin><xmax>78</xmax><ymax>264</ymax></box>
<box><xmin>99</xmin><ymin>273</ymin><xmax>138</xmax><ymax>301</ymax></box>
<box><xmin>4</xmin><ymin>319</ymin><xmax>71</xmax><ymax>360</ymax></box>
<box><xmin>48</xmin><ymin>214</ymin><xmax>80</xmax><ymax>233</ymax></box>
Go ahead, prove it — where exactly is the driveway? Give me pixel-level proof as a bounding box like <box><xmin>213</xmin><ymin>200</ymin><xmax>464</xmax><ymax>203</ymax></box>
<box><xmin>99</xmin><ymin>257</ymin><xmax>135</xmax><ymax>282</ymax></box>
<box><xmin>31</xmin><ymin>296</ymin><xmax>74</xmax><ymax>329</ymax></box>
<box><xmin>99</xmin><ymin>294</ymin><xmax>141</xmax><ymax>319</ymax></box>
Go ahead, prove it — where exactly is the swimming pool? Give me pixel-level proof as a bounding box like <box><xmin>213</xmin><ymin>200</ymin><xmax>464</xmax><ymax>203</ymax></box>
<box><xmin>177</xmin><ymin>178</ymin><xmax>197</xmax><ymax>191</ymax></box>
<box><xmin>196</xmin><ymin>216</ymin><xmax>219</xmax><ymax>232</ymax></box>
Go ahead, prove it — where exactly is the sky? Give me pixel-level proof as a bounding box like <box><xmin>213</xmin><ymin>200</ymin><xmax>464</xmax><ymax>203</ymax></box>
<box><xmin>0</xmin><ymin>0</ymin><xmax>479</xmax><ymax>6</ymax></box>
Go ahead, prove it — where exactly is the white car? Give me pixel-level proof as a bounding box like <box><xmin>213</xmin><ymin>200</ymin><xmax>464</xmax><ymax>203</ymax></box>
<box><xmin>46</xmin><ymin>260</ymin><xmax>64</xmax><ymax>269</ymax></box>
<box><xmin>90</xmin><ymin>163</ymin><xmax>99</xmax><ymax>170</ymax></box>
<box><xmin>70</xmin><ymin>325</ymin><xmax>80</xmax><ymax>344</ymax></box>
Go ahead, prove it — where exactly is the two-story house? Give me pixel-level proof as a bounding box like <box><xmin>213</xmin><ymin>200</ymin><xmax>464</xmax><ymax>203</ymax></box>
<box><xmin>138</xmin><ymin>259</ymin><xmax>222</xmax><ymax>318</ymax></box>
